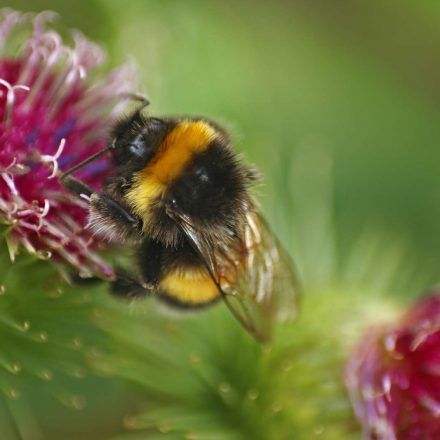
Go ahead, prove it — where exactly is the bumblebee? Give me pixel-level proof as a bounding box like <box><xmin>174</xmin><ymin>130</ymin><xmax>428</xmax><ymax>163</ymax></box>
<box><xmin>60</xmin><ymin>103</ymin><xmax>300</xmax><ymax>341</ymax></box>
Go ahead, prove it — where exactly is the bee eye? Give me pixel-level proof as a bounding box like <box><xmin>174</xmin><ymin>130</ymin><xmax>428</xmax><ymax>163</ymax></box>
<box><xmin>126</xmin><ymin>134</ymin><xmax>152</xmax><ymax>160</ymax></box>
<box><xmin>128</xmin><ymin>142</ymin><xmax>145</xmax><ymax>157</ymax></box>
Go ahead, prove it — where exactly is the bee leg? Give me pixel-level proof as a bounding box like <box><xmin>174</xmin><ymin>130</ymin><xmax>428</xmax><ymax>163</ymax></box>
<box><xmin>137</xmin><ymin>237</ymin><xmax>163</xmax><ymax>287</ymax></box>
<box><xmin>60</xmin><ymin>169</ymin><xmax>139</xmax><ymax>232</ymax></box>
<box><xmin>59</xmin><ymin>142</ymin><xmax>115</xmax><ymax>195</ymax></box>
<box><xmin>110</xmin><ymin>270</ymin><xmax>156</xmax><ymax>299</ymax></box>
<box><xmin>60</xmin><ymin>174</ymin><xmax>93</xmax><ymax>198</ymax></box>
<box><xmin>89</xmin><ymin>192</ymin><xmax>140</xmax><ymax>231</ymax></box>
<box><xmin>110</xmin><ymin>270</ymin><xmax>154</xmax><ymax>299</ymax></box>
<box><xmin>110</xmin><ymin>238</ymin><xmax>163</xmax><ymax>299</ymax></box>
<box><xmin>60</xmin><ymin>173</ymin><xmax>140</xmax><ymax>239</ymax></box>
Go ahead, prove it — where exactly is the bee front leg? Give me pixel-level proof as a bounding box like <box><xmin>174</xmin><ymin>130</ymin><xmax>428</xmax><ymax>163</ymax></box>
<box><xmin>60</xmin><ymin>173</ymin><xmax>141</xmax><ymax>239</ymax></box>
<box><xmin>87</xmin><ymin>192</ymin><xmax>142</xmax><ymax>241</ymax></box>
<box><xmin>60</xmin><ymin>169</ymin><xmax>154</xmax><ymax>299</ymax></box>
<box><xmin>60</xmin><ymin>174</ymin><xmax>93</xmax><ymax>198</ymax></box>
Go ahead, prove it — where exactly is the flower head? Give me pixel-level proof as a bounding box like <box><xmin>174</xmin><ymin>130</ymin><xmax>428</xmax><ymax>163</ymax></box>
<box><xmin>345</xmin><ymin>294</ymin><xmax>440</xmax><ymax>440</ymax></box>
<box><xmin>0</xmin><ymin>9</ymin><xmax>139</xmax><ymax>278</ymax></box>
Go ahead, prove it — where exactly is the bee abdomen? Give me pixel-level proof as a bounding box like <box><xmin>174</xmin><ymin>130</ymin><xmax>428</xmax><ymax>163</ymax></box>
<box><xmin>159</xmin><ymin>267</ymin><xmax>221</xmax><ymax>308</ymax></box>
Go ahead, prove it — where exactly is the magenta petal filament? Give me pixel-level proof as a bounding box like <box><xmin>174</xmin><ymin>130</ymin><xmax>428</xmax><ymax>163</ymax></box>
<box><xmin>0</xmin><ymin>9</ymin><xmax>139</xmax><ymax>279</ymax></box>
<box><xmin>346</xmin><ymin>295</ymin><xmax>440</xmax><ymax>440</ymax></box>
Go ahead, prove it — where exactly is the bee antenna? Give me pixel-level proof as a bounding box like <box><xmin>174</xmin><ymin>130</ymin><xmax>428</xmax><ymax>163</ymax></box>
<box><xmin>60</xmin><ymin>93</ymin><xmax>151</xmax><ymax>181</ymax></box>
<box><xmin>59</xmin><ymin>143</ymin><xmax>115</xmax><ymax>181</ymax></box>
<box><xmin>120</xmin><ymin>92</ymin><xmax>150</xmax><ymax>109</ymax></box>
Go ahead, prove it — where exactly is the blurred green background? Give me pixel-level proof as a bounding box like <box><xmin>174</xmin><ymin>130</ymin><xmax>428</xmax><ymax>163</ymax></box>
<box><xmin>3</xmin><ymin>0</ymin><xmax>440</xmax><ymax>439</ymax></box>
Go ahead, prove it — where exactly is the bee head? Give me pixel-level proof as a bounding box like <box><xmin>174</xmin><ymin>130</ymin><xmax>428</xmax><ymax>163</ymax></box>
<box><xmin>110</xmin><ymin>110</ymin><xmax>171</xmax><ymax>171</ymax></box>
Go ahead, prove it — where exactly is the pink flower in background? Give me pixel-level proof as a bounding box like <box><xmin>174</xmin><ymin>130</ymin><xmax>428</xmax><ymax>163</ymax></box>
<box><xmin>345</xmin><ymin>295</ymin><xmax>440</xmax><ymax>440</ymax></box>
<box><xmin>0</xmin><ymin>9</ymin><xmax>139</xmax><ymax>278</ymax></box>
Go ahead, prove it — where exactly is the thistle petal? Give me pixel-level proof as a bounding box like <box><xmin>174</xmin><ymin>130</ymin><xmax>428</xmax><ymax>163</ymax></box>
<box><xmin>0</xmin><ymin>9</ymin><xmax>140</xmax><ymax>278</ymax></box>
<box><xmin>346</xmin><ymin>294</ymin><xmax>440</xmax><ymax>440</ymax></box>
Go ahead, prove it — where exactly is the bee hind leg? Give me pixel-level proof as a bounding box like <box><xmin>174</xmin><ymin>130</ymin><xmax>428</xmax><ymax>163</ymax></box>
<box><xmin>111</xmin><ymin>238</ymin><xmax>162</xmax><ymax>300</ymax></box>
<box><xmin>110</xmin><ymin>270</ymin><xmax>155</xmax><ymax>299</ymax></box>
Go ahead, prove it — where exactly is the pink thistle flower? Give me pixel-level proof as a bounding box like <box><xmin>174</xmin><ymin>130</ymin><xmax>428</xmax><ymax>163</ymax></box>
<box><xmin>345</xmin><ymin>295</ymin><xmax>440</xmax><ymax>440</ymax></box>
<box><xmin>0</xmin><ymin>9</ymin><xmax>139</xmax><ymax>279</ymax></box>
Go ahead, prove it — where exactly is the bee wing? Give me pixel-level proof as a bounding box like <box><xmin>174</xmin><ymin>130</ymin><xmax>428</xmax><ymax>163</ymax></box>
<box><xmin>169</xmin><ymin>205</ymin><xmax>300</xmax><ymax>342</ymax></box>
